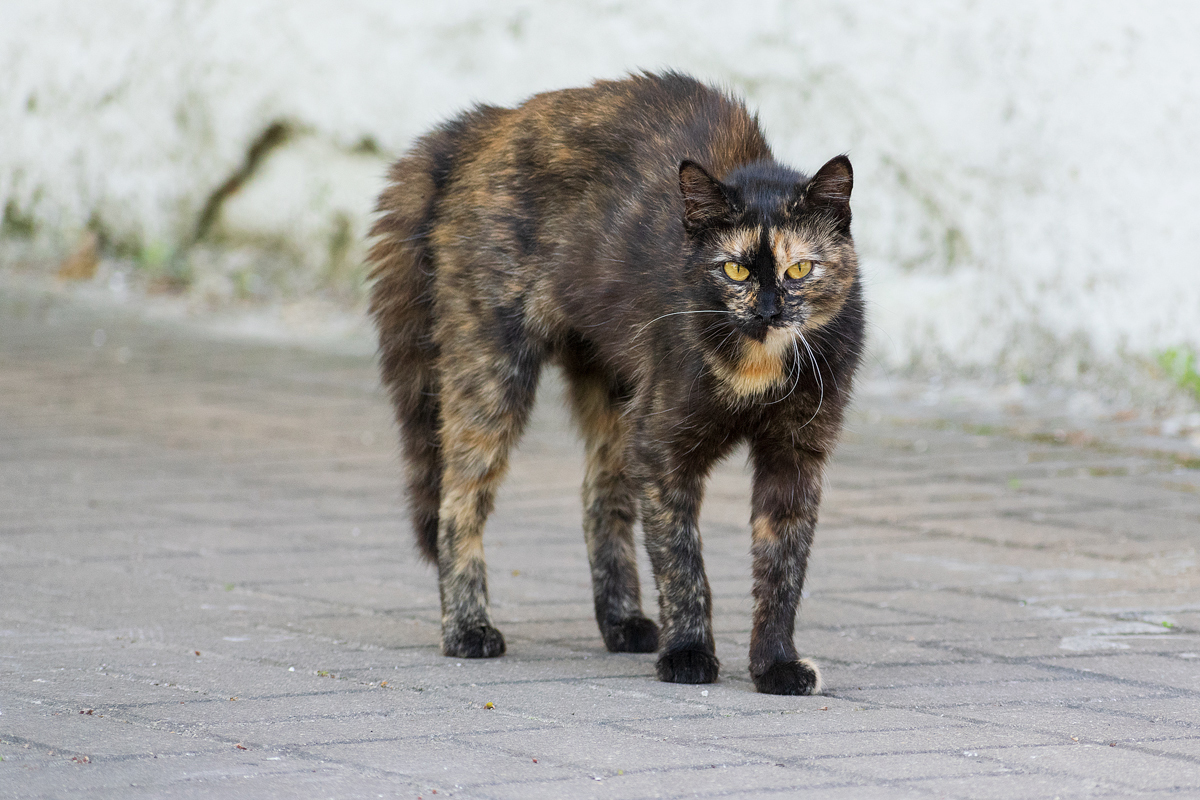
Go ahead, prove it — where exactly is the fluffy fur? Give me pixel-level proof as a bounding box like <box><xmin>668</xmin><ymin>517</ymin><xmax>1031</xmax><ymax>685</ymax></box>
<box><xmin>368</xmin><ymin>72</ymin><xmax>864</xmax><ymax>694</ymax></box>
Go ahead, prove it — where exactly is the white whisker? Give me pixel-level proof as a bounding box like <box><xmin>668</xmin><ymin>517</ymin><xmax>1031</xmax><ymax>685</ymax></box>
<box><xmin>797</xmin><ymin>333</ymin><xmax>824</xmax><ymax>428</ymax></box>
<box><xmin>759</xmin><ymin>332</ymin><xmax>803</xmax><ymax>406</ymax></box>
<box><xmin>631</xmin><ymin>310</ymin><xmax>731</xmax><ymax>340</ymax></box>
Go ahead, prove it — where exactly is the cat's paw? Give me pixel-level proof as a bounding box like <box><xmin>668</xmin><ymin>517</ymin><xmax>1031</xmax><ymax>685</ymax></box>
<box><xmin>752</xmin><ymin>659</ymin><xmax>822</xmax><ymax>695</ymax></box>
<box><xmin>601</xmin><ymin>616</ymin><xmax>660</xmax><ymax>653</ymax></box>
<box><xmin>443</xmin><ymin>624</ymin><xmax>506</xmax><ymax>658</ymax></box>
<box><xmin>656</xmin><ymin>648</ymin><xmax>720</xmax><ymax>684</ymax></box>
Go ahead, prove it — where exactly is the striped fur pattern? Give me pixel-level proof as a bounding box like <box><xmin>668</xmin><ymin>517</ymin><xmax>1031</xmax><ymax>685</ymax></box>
<box><xmin>368</xmin><ymin>73</ymin><xmax>864</xmax><ymax>694</ymax></box>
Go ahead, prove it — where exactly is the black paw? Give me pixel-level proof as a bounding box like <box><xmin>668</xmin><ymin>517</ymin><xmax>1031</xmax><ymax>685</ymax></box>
<box><xmin>656</xmin><ymin>648</ymin><xmax>719</xmax><ymax>684</ymax></box>
<box><xmin>443</xmin><ymin>624</ymin><xmax>506</xmax><ymax>658</ymax></box>
<box><xmin>752</xmin><ymin>659</ymin><xmax>822</xmax><ymax>695</ymax></box>
<box><xmin>601</xmin><ymin>616</ymin><xmax>660</xmax><ymax>653</ymax></box>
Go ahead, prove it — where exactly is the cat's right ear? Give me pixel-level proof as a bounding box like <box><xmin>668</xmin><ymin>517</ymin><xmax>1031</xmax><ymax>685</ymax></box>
<box><xmin>679</xmin><ymin>161</ymin><xmax>733</xmax><ymax>234</ymax></box>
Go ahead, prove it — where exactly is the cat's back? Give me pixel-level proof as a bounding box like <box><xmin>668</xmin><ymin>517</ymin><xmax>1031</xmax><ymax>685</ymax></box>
<box><xmin>372</xmin><ymin>74</ymin><xmax>776</xmax><ymax>365</ymax></box>
<box><xmin>423</xmin><ymin>75</ymin><xmax>772</xmax><ymax>326</ymax></box>
<box><xmin>432</xmin><ymin>74</ymin><xmax>769</xmax><ymax>221</ymax></box>
<box><xmin>512</xmin><ymin>72</ymin><xmax>769</xmax><ymax>185</ymax></box>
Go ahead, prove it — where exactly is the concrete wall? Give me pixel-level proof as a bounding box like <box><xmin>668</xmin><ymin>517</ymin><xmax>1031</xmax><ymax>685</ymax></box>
<box><xmin>3</xmin><ymin>1</ymin><xmax>1198</xmax><ymax>382</ymax></box>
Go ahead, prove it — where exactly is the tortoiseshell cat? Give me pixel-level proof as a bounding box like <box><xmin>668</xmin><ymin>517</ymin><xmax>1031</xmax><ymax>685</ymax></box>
<box><xmin>369</xmin><ymin>73</ymin><xmax>864</xmax><ymax>695</ymax></box>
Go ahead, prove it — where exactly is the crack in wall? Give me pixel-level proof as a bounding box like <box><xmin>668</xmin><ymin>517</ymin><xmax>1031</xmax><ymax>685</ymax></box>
<box><xmin>191</xmin><ymin>120</ymin><xmax>293</xmax><ymax>244</ymax></box>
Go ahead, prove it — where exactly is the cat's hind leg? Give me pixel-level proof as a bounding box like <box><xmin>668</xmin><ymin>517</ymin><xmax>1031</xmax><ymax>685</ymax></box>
<box><xmin>434</xmin><ymin>323</ymin><xmax>543</xmax><ymax>659</ymax></box>
<box><xmin>565</xmin><ymin>367</ymin><xmax>659</xmax><ymax>653</ymax></box>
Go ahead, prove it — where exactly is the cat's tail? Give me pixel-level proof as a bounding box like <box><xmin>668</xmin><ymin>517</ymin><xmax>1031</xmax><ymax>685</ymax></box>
<box><xmin>367</xmin><ymin>119</ymin><xmax>473</xmax><ymax>564</ymax></box>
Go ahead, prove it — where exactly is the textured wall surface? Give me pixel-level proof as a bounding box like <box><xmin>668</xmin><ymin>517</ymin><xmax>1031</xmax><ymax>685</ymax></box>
<box><xmin>3</xmin><ymin>1</ymin><xmax>1198</xmax><ymax>378</ymax></box>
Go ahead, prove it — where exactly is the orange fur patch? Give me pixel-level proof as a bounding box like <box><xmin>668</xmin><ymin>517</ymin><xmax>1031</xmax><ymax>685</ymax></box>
<box><xmin>770</xmin><ymin>229</ymin><xmax>819</xmax><ymax>279</ymax></box>
<box><xmin>751</xmin><ymin>515</ymin><xmax>778</xmax><ymax>543</ymax></box>
<box><xmin>715</xmin><ymin>226</ymin><xmax>761</xmax><ymax>262</ymax></box>
<box><xmin>451</xmin><ymin>534</ymin><xmax>485</xmax><ymax>571</ymax></box>
<box><xmin>714</xmin><ymin>328</ymin><xmax>796</xmax><ymax>397</ymax></box>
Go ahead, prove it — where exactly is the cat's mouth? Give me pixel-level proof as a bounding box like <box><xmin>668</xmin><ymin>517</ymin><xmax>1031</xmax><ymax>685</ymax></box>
<box><xmin>741</xmin><ymin>318</ymin><xmax>791</xmax><ymax>343</ymax></box>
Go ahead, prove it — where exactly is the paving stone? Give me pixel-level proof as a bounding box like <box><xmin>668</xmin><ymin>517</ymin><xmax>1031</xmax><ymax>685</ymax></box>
<box><xmin>3</xmin><ymin>288</ymin><xmax>1199</xmax><ymax>798</ymax></box>
<box><xmin>943</xmin><ymin>702</ymin><xmax>1200</xmax><ymax>742</ymax></box>
<box><xmin>468</xmin><ymin>762</ymin><xmax>856</xmax><ymax>800</ymax></box>
<box><xmin>975</xmin><ymin>742</ymin><xmax>1200</xmax><ymax>792</ymax></box>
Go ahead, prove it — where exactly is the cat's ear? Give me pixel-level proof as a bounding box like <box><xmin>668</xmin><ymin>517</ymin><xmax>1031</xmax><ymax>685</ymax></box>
<box><xmin>797</xmin><ymin>155</ymin><xmax>853</xmax><ymax>229</ymax></box>
<box><xmin>679</xmin><ymin>160</ymin><xmax>734</xmax><ymax>233</ymax></box>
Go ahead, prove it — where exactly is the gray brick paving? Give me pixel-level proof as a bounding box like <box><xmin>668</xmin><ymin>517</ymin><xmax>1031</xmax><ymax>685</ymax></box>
<box><xmin>2</xmin><ymin>288</ymin><xmax>1199</xmax><ymax>799</ymax></box>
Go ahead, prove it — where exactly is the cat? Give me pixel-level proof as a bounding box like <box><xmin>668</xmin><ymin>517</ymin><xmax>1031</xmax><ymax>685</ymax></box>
<box><xmin>368</xmin><ymin>72</ymin><xmax>864</xmax><ymax>695</ymax></box>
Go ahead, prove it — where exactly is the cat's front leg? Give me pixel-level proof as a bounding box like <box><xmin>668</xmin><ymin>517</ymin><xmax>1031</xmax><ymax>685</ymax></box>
<box><xmin>746</xmin><ymin>436</ymin><xmax>827</xmax><ymax>695</ymax></box>
<box><xmin>639</xmin><ymin>469</ymin><xmax>719</xmax><ymax>684</ymax></box>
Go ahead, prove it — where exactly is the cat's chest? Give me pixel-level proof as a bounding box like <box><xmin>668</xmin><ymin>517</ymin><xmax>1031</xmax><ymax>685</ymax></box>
<box><xmin>709</xmin><ymin>329</ymin><xmax>795</xmax><ymax>399</ymax></box>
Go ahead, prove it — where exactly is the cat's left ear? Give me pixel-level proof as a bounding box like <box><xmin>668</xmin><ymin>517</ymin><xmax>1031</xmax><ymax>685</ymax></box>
<box><xmin>796</xmin><ymin>155</ymin><xmax>853</xmax><ymax>230</ymax></box>
<box><xmin>679</xmin><ymin>160</ymin><xmax>735</xmax><ymax>234</ymax></box>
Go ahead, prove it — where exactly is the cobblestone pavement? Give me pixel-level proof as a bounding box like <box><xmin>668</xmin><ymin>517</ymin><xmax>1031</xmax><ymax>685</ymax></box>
<box><xmin>2</xmin><ymin>288</ymin><xmax>1199</xmax><ymax>799</ymax></box>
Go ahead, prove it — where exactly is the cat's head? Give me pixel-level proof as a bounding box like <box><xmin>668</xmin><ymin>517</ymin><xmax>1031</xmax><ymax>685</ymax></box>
<box><xmin>679</xmin><ymin>155</ymin><xmax>857</xmax><ymax>348</ymax></box>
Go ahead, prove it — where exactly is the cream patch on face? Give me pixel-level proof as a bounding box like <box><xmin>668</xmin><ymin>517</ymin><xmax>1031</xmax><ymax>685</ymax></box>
<box><xmin>714</xmin><ymin>226</ymin><xmax>761</xmax><ymax>264</ymax></box>
<box><xmin>770</xmin><ymin>228</ymin><xmax>821</xmax><ymax>279</ymax></box>
<box><xmin>760</xmin><ymin>326</ymin><xmax>797</xmax><ymax>359</ymax></box>
<box><xmin>712</xmin><ymin>326</ymin><xmax>798</xmax><ymax>398</ymax></box>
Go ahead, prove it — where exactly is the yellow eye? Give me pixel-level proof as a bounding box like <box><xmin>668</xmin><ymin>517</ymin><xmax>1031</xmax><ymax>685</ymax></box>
<box><xmin>786</xmin><ymin>260</ymin><xmax>813</xmax><ymax>280</ymax></box>
<box><xmin>723</xmin><ymin>262</ymin><xmax>750</xmax><ymax>282</ymax></box>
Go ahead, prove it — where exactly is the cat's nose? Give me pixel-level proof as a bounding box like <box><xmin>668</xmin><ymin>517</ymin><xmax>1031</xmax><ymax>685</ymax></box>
<box><xmin>755</xmin><ymin>291</ymin><xmax>782</xmax><ymax>320</ymax></box>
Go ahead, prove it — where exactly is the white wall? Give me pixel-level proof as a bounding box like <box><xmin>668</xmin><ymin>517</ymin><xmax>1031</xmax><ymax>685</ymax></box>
<box><xmin>3</xmin><ymin>1</ymin><xmax>1198</xmax><ymax>380</ymax></box>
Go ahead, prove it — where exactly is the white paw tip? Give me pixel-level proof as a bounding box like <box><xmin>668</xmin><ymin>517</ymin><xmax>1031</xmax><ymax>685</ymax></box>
<box><xmin>799</xmin><ymin>658</ymin><xmax>823</xmax><ymax>695</ymax></box>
